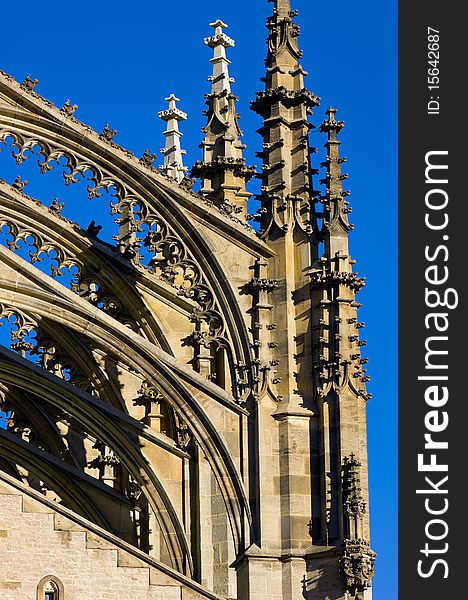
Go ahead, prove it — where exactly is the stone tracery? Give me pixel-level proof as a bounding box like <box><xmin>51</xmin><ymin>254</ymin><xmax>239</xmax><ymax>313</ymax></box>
<box><xmin>0</xmin><ymin>2</ymin><xmax>374</xmax><ymax>598</ymax></box>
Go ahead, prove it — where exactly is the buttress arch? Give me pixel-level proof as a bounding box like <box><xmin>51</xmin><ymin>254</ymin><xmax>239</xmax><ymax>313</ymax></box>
<box><xmin>0</xmin><ymin>245</ymin><xmax>251</xmax><ymax>556</ymax></box>
<box><xmin>0</xmin><ymin>90</ymin><xmax>274</xmax><ymax>399</ymax></box>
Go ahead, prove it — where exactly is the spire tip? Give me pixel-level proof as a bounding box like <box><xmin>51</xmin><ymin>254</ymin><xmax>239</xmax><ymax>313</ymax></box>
<box><xmin>209</xmin><ymin>19</ymin><xmax>229</xmax><ymax>30</ymax></box>
<box><xmin>205</xmin><ymin>20</ymin><xmax>235</xmax><ymax>48</ymax></box>
<box><xmin>159</xmin><ymin>94</ymin><xmax>188</xmax><ymax>183</ymax></box>
<box><xmin>165</xmin><ymin>93</ymin><xmax>180</xmax><ymax>103</ymax></box>
<box><xmin>192</xmin><ymin>21</ymin><xmax>253</xmax><ymax>215</ymax></box>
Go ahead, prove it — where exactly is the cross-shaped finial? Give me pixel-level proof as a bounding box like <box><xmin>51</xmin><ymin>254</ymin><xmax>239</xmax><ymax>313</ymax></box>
<box><xmin>209</xmin><ymin>19</ymin><xmax>229</xmax><ymax>34</ymax></box>
<box><xmin>165</xmin><ymin>94</ymin><xmax>180</xmax><ymax>111</ymax></box>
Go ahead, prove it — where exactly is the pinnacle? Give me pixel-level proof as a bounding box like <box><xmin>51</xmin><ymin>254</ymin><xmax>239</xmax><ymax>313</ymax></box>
<box><xmin>192</xmin><ymin>20</ymin><xmax>253</xmax><ymax>215</ymax></box>
<box><xmin>261</xmin><ymin>0</ymin><xmax>307</xmax><ymax>94</ymax></box>
<box><xmin>252</xmin><ymin>0</ymin><xmax>317</xmax><ymax>235</ymax></box>
<box><xmin>269</xmin><ymin>0</ymin><xmax>292</xmax><ymax>16</ymax></box>
<box><xmin>205</xmin><ymin>20</ymin><xmax>235</xmax><ymax>49</ymax></box>
<box><xmin>165</xmin><ymin>93</ymin><xmax>180</xmax><ymax>104</ymax></box>
<box><xmin>158</xmin><ymin>94</ymin><xmax>187</xmax><ymax>122</ymax></box>
<box><xmin>319</xmin><ymin>105</ymin><xmax>354</xmax><ymax>258</ymax></box>
<box><xmin>209</xmin><ymin>19</ymin><xmax>229</xmax><ymax>30</ymax></box>
<box><xmin>320</xmin><ymin>106</ymin><xmax>345</xmax><ymax>134</ymax></box>
<box><xmin>158</xmin><ymin>94</ymin><xmax>188</xmax><ymax>184</ymax></box>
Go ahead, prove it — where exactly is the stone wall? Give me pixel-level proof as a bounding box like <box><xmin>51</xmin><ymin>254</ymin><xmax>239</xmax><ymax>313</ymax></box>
<box><xmin>0</xmin><ymin>474</ymin><xmax>220</xmax><ymax>600</ymax></box>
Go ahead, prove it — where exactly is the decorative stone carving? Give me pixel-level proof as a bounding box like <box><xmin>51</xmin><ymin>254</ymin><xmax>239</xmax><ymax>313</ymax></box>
<box><xmin>339</xmin><ymin>539</ymin><xmax>376</xmax><ymax>600</ymax></box>
<box><xmin>174</xmin><ymin>414</ymin><xmax>192</xmax><ymax>450</ymax></box>
<box><xmin>0</xmin><ymin>210</ymin><xmax>138</xmax><ymax>331</ymax></box>
<box><xmin>0</xmin><ymin>217</ymin><xmax>83</xmax><ymax>278</ymax></box>
<box><xmin>85</xmin><ymin>220</ymin><xmax>102</xmax><ymax>237</ymax></box>
<box><xmin>0</xmin><ymin>304</ymin><xmax>37</xmax><ymax>350</ymax></box>
<box><xmin>158</xmin><ymin>94</ymin><xmax>188</xmax><ymax>184</ymax></box>
<box><xmin>89</xmin><ymin>440</ymin><xmax>120</xmax><ymax>486</ymax></box>
<box><xmin>48</xmin><ymin>198</ymin><xmax>64</xmax><ymax>216</ymax></box>
<box><xmin>0</xmin><ymin>304</ymin><xmax>97</xmax><ymax>395</ymax></box>
<box><xmin>139</xmin><ymin>149</ymin><xmax>156</xmax><ymax>168</ymax></box>
<box><xmin>2</xmin><ymin>401</ymin><xmax>45</xmax><ymax>448</ymax></box>
<box><xmin>342</xmin><ymin>455</ymin><xmax>367</xmax><ymax>531</ymax></box>
<box><xmin>20</xmin><ymin>74</ymin><xmax>38</xmax><ymax>91</ymax></box>
<box><xmin>192</xmin><ymin>156</ymin><xmax>256</xmax><ymax>182</ymax></box>
<box><xmin>309</xmin><ymin>271</ymin><xmax>365</xmax><ymax>292</ymax></box>
<box><xmin>179</xmin><ymin>175</ymin><xmax>196</xmax><ymax>191</ymax></box>
<box><xmin>0</xmin><ymin>128</ymin><xmax>236</xmax><ymax>319</ymax></box>
<box><xmin>250</xmin><ymin>277</ymin><xmax>279</xmax><ymax>293</ymax></box>
<box><xmin>142</xmin><ymin>215</ymin><xmax>227</xmax><ymax>345</ymax></box>
<box><xmin>33</xmin><ymin>331</ymin><xmax>96</xmax><ymax>394</ymax></box>
<box><xmin>251</xmin><ymin>87</ymin><xmax>319</xmax><ymax>117</ymax></box>
<box><xmin>133</xmin><ymin>381</ymin><xmax>165</xmax><ymax>430</ymax></box>
<box><xmin>44</xmin><ymin>581</ymin><xmax>59</xmax><ymax>593</ymax></box>
<box><xmin>0</xmin><ymin>130</ymin><xmax>123</xmax><ymax>209</ymax></box>
<box><xmin>99</xmin><ymin>124</ymin><xmax>117</xmax><ymax>143</ymax></box>
<box><xmin>61</xmin><ymin>99</ymin><xmax>78</xmax><ymax>116</ymax></box>
<box><xmin>132</xmin><ymin>382</ymin><xmax>193</xmax><ymax>446</ymax></box>
<box><xmin>11</xmin><ymin>175</ymin><xmax>27</xmax><ymax>191</ymax></box>
<box><xmin>191</xmin><ymin>20</ymin><xmax>255</xmax><ymax>216</ymax></box>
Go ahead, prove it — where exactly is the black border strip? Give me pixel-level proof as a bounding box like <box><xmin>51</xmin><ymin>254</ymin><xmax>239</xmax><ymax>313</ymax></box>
<box><xmin>399</xmin><ymin>2</ymin><xmax>463</xmax><ymax>597</ymax></box>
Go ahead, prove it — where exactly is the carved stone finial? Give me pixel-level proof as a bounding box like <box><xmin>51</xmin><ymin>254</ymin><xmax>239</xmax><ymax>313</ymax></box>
<box><xmin>319</xmin><ymin>106</ymin><xmax>353</xmax><ymax>246</ymax></box>
<box><xmin>158</xmin><ymin>94</ymin><xmax>188</xmax><ymax>184</ymax></box>
<box><xmin>89</xmin><ymin>440</ymin><xmax>120</xmax><ymax>486</ymax></box>
<box><xmin>321</xmin><ymin>106</ymin><xmax>345</xmax><ymax>134</ymax></box>
<box><xmin>159</xmin><ymin>94</ymin><xmax>187</xmax><ymax>121</ymax></box>
<box><xmin>339</xmin><ymin>539</ymin><xmax>376</xmax><ymax>599</ymax></box>
<box><xmin>180</xmin><ymin>176</ymin><xmax>196</xmax><ymax>190</ymax></box>
<box><xmin>191</xmin><ymin>20</ymin><xmax>254</xmax><ymax>216</ymax></box>
<box><xmin>204</xmin><ymin>20</ymin><xmax>235</xmax><ymax>95</ymax></box>
<box><xmin>251</xmin><ymin>0</ymin><xmax>319</xmax><ymax>237</ymax></box>
<box><xmin>139</xmin><ymin>149</ymin><xmax>157</xmax><ymax>168</ymax></box>
<box><xmin>206</xmin><ymin>20</ymin><xmax>233</xmax><ymax>45</ymax></box>
<box><xmin>61</xmin><ymin>99</ymin><xmax>78</xmax><ymax>116</ymax></box>
<box><xmin>48</xmin><ymin>198</ymin><xmax>64</xmax><ymax>216</ymax></box>
<box><xmin>20</xmin><ymin>74</ymin><xmax>38</xmax><ymax>91</ymax></box>
<box><xmin>100</xmin><ymin>124</ymin><xmax>117</xmax><ymax>142</ymax></box>
<box><xmin>342</xmin><ymin>454</ymin><xmax>367</xmax><ymax>527</ymax></box>
<box><xmin>208</xmin><ymin>19</ymin><xmax>230</xmax><ymax>33</ymax></box>
<box><xmin>133</xmin><ymin>381</ymin><xmax>165</xmax><ymax>430</ymax></box>
<box><xmin>85</xmin><ymin>220</ymin><xmax>102</xmax><ymax>238</ymax></box>
<box><xmin>11</xmin><ymin>176</ymin><xmax>27</xmax><ymax>191</ymax></box>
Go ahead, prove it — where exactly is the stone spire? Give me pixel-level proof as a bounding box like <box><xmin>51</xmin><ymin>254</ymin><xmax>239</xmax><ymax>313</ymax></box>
<box><xmin>311</xmin><ymin>106</ymin><xmax>370</xmax><ymax>413</ymax></box>
<box><xmin>251</xmin><ymin>0</ymin><xmax>320</xmax><ymax>236</ymax></box>
<box><xmin>319</xmin><ymin>107</ymin><xmax>352</xmax><ymax>263</ymax></box>
<box><xmin>264</xmin><ymin>0</ymin><xmax>305</xmax><ymax>90</ymax></box>
<box><xmin>158</xmin><ymin>94</ymin><xmax>188</xmax><ymax>184</ymax></box>
<box><xmin>340</xmin><ymin>457</ymin><xmax>375</xmax><ymax>600</ymax></box>
<box><xmin>241</xmin><ymin>1</ymin><xmax>324</xmax><ymax>563</ymax></box>
<box><xmin>191</xmin><ymin>20</ymin><xmax>255</xmax><ymax>217</ymax></box>
<box><xmin>309</xmin><ymin>107</ymin><xmax>371</xmax><ymax>556</ymax></box>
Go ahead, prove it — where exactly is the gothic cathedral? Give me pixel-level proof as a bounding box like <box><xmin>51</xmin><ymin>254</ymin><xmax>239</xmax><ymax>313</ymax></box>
<box><xmin>0</xmin><ymin>1</ymin><xmax>375</xmax><ymax>598</ymax></box>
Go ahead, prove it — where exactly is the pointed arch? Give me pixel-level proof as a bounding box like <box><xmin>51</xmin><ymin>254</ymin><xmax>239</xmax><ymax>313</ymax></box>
<box><xmin>0</xmin><ymin>245</ymin><xmax>251</xmax><ymax>554</ymax></box>
<box><xmin>0</xmin><ymin>96</ymin><xmax>274</xmax><ymax>397</ymax></box>
<box><xmin>36</xmin><ymin>575</ymin><xmax>64</xmax><ymax>600</ymax></box>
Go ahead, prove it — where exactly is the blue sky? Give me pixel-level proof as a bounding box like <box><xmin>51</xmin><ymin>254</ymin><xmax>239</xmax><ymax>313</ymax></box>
<box><xmin>0</xmin><ymin>1</ymin><xmax>397</xmax><ymax>597</ymax></box>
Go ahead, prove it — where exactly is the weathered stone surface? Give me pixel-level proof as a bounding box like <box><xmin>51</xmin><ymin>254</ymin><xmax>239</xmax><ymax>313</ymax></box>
<box><xmin>0</xmin><ymin>1</ymin><xmax>373</xmax><ymax>599</ymax></box>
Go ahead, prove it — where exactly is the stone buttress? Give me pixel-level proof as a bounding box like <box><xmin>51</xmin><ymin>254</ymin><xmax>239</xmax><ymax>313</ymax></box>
<box><xmin>0</xmin><ymin>2</ymin><xmax>374</xmax><ymax>599</ymax></box>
